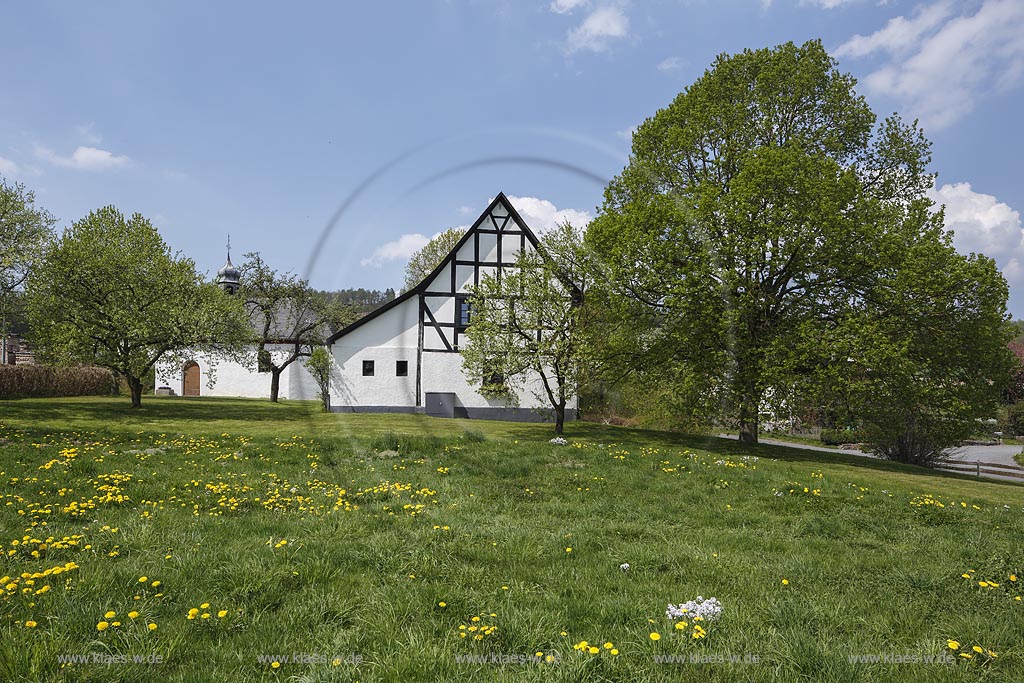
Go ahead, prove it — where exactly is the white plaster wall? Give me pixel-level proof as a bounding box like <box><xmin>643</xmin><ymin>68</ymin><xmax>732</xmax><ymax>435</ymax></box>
<box><xmin>421</xmin><ymin>352</ymin><xmax>567</xmax><ymax>410</ymax></box>
<box><xmin>154</xmin><ymin>344</ymin><xmax>320</xmax><ymax>400</ymax></box>
<box><xmin>329</xmin><ymin>298</ymin><xmax>419</xmax><ymax>407</ymax></box>
<box><xmin>427</xmin><ymin>264</ymin><xmax>451</xmax><ymax>293</ymax></box>
<box><xmin>478</xmin><ymin>233</ymin><xmax>497</xmax><ymax>262</ymax></box>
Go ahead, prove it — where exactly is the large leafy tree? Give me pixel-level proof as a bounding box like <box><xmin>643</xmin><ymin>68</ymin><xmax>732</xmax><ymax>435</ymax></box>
<box><xmin>402</xmin><ymin>228</ymin><xmax>465</xmax><ymax>292</ymax></box>
<box><xmin>0</xmin><ymin>177</ymin><xmax>57</xmax><ymax>360</ymax></box>
<box><xmin>26</xmin><ymin>206</ymin><xmax>251</xmax><ymax>407</ymax></box>
<box><xmin>588</xmin><ymin>39</ymin><xmax>1013</xmax><ymax>449</ymax></box>
<box><xmin>461</xmin><ymin>224</ymin><xmax>592</xmax><ymax>435</ymax></box>
<box><xmin>240</xmin><ymin>253</ymin><xmax>354</xmax><ymax>402</ymax></box>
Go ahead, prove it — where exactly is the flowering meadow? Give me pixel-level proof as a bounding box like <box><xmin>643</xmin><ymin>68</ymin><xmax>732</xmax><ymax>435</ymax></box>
<box><xmin>0</xmin><ymin>396</ymin><xmax>1021</xmax><ymax>682</ymax></box>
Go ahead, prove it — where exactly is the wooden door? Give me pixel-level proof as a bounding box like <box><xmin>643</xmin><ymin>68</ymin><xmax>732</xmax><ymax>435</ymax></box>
<box><xmin>183</xmin><ymin>362</ymin><xmax>200</xmax><ymax>397</ymax></box>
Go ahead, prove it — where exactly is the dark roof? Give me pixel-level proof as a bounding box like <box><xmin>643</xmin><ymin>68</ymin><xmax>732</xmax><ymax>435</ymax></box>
<box><xmin>326</xmin><ymin>192</ymin><xmax>541</xmax><ymax>345</ymax></box>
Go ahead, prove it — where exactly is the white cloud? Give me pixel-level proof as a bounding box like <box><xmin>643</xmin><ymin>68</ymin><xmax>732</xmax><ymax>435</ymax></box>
<box><xmin>835</xmin><ymin>1</ymin><xmax>954</xmax><ymax>58</ymax></box>
<box><xmin>0</xmin><ymin>156</ymin><xmax>20</xmax><ymax>176</ymax></box>
<box><xmin>566</xmin><ymin>6</ymin><xmax>629</xmax><ymax>54</ymax></box>
<box><xmin>506</xmin><ymin>195</ymin><xmax>592</xmax><ymax>233</ymax></box>
<box><xmin>616</xmin><ymin>124</ymin><xmax>638</xmax><ymax>142</ymax></box>
<box><xmin>928</xmin><ymin>182</ymin><xmax>1024</xmax><ymax>310</ymax></box>
<box><xmin>656</xmin><ymin>56</ymin><xmax>683</xmax><ymax>72</ymax></box>
<box><xmin>550</xmin><ymin>0</ymin><xmax>588</xmax><ymax>14</ymax></box>
<box><xmin>363</xmin><ymin>197</ymin><xmax>591</xmax><ymax>269</ymax></box>
<box><xmin>360</xmin><ymin>233</ymin><xmax>432</xmax><ymax>268</ymax></box>
<box><xmin>835</xmin><ymin>0</ymin><xmax>1024</xmax><ymax>130</ymax></box>
<box><xmin>36</xmin><ymin>145</ymin><xmax>131</xmax><ymax>171</ymax></box>
<box><xmin>75</xmin><ymin>123</ymin><xmax>102</xmax><ymax>145</ymax></box>
<box><xmin>801</xmin><ymin>0</ymin><xmax>859</xmax><ymax>8</ymax></box>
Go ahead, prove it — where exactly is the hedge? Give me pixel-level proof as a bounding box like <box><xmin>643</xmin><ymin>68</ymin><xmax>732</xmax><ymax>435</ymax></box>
<box><xmin>820</xmin><ymin>428</ymin><xmax>866</xmax><ymax>446</ymax></box>
<box><xmin>0</xmin><ymin>365</ymin><xmax>116</xmax><ymax>399</ymax></box>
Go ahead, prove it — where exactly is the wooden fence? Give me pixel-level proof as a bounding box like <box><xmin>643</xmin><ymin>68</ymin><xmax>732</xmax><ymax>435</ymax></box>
<box><xmin>933</xmin><ymin>458</ymin><xmax>1024</xmax><ymax>480</ymax></box>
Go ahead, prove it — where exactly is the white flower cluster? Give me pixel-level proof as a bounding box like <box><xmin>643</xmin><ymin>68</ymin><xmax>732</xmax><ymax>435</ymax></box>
<box><xmin>549</xmin><ymin>437</ymin><xmax>568</xmax><ymax>446</ymax></box>
<box><xmin>666</xmin><ymin>596</ymin><xmax>722</xmax><ymax>622</ymax></box>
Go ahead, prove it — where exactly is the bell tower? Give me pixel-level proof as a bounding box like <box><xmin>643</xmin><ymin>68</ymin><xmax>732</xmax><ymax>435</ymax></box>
<box><xmin>216</xmin><ymin>235</ymin><xmax>241</xmax><ymax>295</ymax></box>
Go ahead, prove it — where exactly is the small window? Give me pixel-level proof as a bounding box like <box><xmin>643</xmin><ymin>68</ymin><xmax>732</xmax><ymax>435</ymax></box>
<box><xmin>456</xmin><ymin>295</ymin><xmax>472</xmax><ymax>329</ymax></box>
<box><xmin>396</xmin><ymin>360</ymin><xmax>408</xmax><ymax>377</ymax></box>
<box><xmin>362</xmin><ymin>360</ymin><xmax>375</xmax><ymax>376</ymax></box>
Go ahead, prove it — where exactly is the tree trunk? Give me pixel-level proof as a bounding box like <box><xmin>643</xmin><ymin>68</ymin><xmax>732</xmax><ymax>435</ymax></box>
<box><xmin>129</xmin><ymin>376</ymin><xmax>143</xmax><ymax>409</ymax></box>
<box><xmin>737</xmin><ymin>389</ymin><xmax>759</xmax><ymax>444</ymax></box>
<box><xmin>270</xmin><ymin>368</ymin><xmax>282</xmax><ymax>403</ymax></box>
<box><xmin>554</xmin><ymin>402</ymin><xmax>565</xmax><ymax>435</ymax></box>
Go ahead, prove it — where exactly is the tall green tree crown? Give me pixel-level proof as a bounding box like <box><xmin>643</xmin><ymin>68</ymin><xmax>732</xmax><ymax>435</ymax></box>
<box><xmin>587</xmin><ymin>39</ymin><xmax>1013</xmax><ymax>454</ymax></box>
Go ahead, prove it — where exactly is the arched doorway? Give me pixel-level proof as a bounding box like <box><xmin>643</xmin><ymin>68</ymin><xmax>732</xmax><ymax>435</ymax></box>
<box><xmin>183</xmin><ymin>361</ymin><xmax>201</xmax><ymax>397</ymax></box>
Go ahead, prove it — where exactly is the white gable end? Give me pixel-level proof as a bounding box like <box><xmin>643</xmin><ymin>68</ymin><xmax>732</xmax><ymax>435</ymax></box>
<box><xmin>326</xmin><ymin>193</ymin><xmax>576</xmax><ymax>422</ymax></box>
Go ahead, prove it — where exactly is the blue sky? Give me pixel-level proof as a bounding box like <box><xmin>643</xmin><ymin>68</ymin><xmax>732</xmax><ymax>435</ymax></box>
<box><xmin>3</xmin><ymin>1</ymin><xmax>1024</xmax><ymax>313</ymax></box>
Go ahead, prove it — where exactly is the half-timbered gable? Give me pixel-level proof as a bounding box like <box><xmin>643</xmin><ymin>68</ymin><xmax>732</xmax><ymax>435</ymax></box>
<box><xmin>326</xmin><ymin>193</ymin><xmax>576</xmax><ymax>421</ymax></box>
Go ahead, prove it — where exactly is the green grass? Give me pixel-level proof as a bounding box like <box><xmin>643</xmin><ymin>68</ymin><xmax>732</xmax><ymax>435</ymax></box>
<box><xmin>0</xmin><ymin>396</ymin><xmax>1022</xmax><ymax>682</ymax></box>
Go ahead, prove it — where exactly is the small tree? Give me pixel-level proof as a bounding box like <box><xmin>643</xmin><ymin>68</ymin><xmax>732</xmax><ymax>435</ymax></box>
<box><xmin>402</xmin><ymin>228</ymin><xmax>465</xmax><ymax>292</ymax></box>
<box><xmin>26</xmin><ymin>206</ymin><xmax>251</xmax><ymax>407</ymax></box>
<box><xmin>240</xmin><ymin>253</ymin><xmax>354</xmax><ymax>402</ymax></box>
<box><xmin>461</xmin><ymin>223</ymin><xmax>593</xmax><ymax>435</ymax></box>
<box><xmin>304</xmin><ymin>346</ymin><xmax>333</xmax><ymax>411</ymax></box>
<box><xmin>0</xmin><ymin>177</ymin><xmax>57</xmax><ymax>362</ymax></box>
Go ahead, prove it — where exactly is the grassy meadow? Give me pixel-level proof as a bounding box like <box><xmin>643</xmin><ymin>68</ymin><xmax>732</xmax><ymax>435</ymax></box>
<box><xmin>0</xmin><ymin>396</ymin><xmax>1021</xmax><ymax>682</ymax></box>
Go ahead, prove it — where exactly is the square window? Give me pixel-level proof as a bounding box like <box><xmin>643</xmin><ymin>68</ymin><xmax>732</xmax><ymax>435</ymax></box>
<box><xmin>362</xmin><ymin>360</ymin><xmax>375</xmax><ymax>376</ymax></box>
<box><xmin>396</xmin><ymin>360</ymin><xmax>408</xmax><ymax>377</ymax></box>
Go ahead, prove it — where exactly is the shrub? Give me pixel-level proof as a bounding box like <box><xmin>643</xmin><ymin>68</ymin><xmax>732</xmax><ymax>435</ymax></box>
<box><xmin>0</xmin><ymin>365</ymin><xmax>115</xmax><ymax>399</ymax></box>
<box><xmin>820</xmin><ymin>428</ymin><xmax>865</xmax><ymax>446</ymax></box>
<box><xmin>1001</xmin><ymin>401</ymin><xmax>1024</xmax><ymax>437</ymax></box>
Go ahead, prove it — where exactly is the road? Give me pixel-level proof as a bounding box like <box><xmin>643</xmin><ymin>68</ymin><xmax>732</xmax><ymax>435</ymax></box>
<box><xmin>718</xmin><ymin>434</ymin><xmax>1024</xmax><ymax>484</ymax></box>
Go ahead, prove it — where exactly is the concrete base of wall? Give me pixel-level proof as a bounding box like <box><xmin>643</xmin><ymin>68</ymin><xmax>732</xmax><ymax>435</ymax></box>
<box><xmin>329</xmin><ymin>405</ymin><xmax>577</xmax><ymax>423</ymax></box>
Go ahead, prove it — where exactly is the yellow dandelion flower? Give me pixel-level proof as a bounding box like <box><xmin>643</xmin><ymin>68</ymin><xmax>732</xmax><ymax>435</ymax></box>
<box><xmin>200</xmin><ymin>603</ymin><xmax>209</xmax><ymax>609</ymax></box>
<box><xmin>96</xmin><ymin>621</ymin><xmax>109</xmax><ymax>631</ymax></box>
<box><xmin>25</xmin><ymin>620</ymin><xmax>37</xmax><ymax>628</ymax></box>
<box><xmin>675</xmin><ymin>622</ymin><xmax>686</xmax><ymax>630</ymax></box>
<box><xmin>148</xmin><ymin>623</ymin><xmax>157</xmax><ymax>631</ymax></box>
<box><xmin>972</xmin><ymin>646</ymin><xmax>983</xmax><ymax>654</ymax></box>
<box><xmin>566</xmin><ymin>547</ymin><xmax>572</xmax><ymax>553</ymax></box>
<box><xmin>151</xmin><ymin>580</ymin><xmax>161</xmax><ymax>587</ymax></box>
<box><xmin>138</xmin><ymin>576</ymin><xmax>148</xmax><ymax>583</ymax></box>
<box><xmin>588</xmin><ymin>646</ymin><xmax>599</xmax><ymax>654</ymax></box>
<box><xmin>947</xmin><ymin>640</ymin><xmax>960</xmax><ymax>650</ymax></box>
<box><xmin>128</xmin><ymin>611</ymin><xmax>139</xmax><ymax>619</ymax></box>
<box><xmin>217</xmin><ymin>609</ymin><xmax>228</xmax><ymax>618</ymax></box>
<box><xmin>271</xmin><ymin>661</ymin><xmax>280</xmax><ymax>668</ymax></box>
<box><xmin>649</xmin><ymin>632</ymin><xmax>661</xmax><ymax>641</ymax></box>
<box><xmin>781</xmin><ymin>579</ymin><xmax>789</xmax><ymax>585</ymax></box>
<box><xmin>438</xmin><ymin>602</ymin><xmax>446</xmax><ymax>608</ymax></box>
<box><xmin>104</xmin><ymin>611</ymin><xmax>116</xmax><ymax>619</ymax></box>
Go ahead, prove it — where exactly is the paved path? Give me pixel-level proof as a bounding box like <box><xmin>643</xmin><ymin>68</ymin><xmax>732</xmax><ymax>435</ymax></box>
<box><xmin>717</xmin><ymin>434</ymin><xmax>1024</xmax><ymax>484</ymax></box>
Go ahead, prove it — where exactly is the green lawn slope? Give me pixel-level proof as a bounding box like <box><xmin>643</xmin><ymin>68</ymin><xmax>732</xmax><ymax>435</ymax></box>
<box><xmin>0</xmin><ymin>396</ymin><xmax>1020</xmax><ymax>682</ymax></box>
